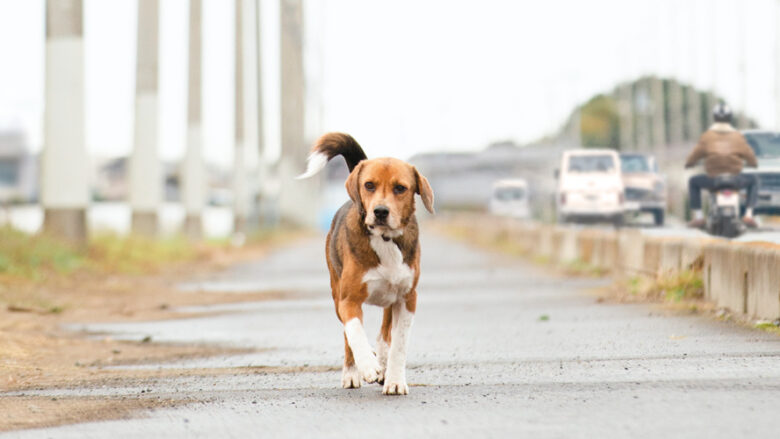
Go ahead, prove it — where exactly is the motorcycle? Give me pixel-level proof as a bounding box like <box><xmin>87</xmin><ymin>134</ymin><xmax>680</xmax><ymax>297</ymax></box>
<box><xmin>705</xmin><ymin>174</ymin><xmax>745</xmax><ymax>238</ymax></box>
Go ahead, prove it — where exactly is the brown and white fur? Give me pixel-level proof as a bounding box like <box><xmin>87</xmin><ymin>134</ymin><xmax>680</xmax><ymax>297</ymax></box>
<box><xmin>297</xmin><ymin>132</ymin><xmax>434</xmax><ymax>395</ymax></box>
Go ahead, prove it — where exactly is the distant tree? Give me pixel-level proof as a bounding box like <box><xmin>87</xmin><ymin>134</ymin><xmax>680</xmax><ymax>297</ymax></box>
<box><xmin>579</xmin><ymin>95</ymin><xmax>620</xmax><ymax>149</ymax></box>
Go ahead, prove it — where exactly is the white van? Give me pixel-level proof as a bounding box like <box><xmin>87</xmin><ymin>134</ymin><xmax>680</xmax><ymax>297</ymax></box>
<box><xmin>556</xmin><ymin>149</ymin><xmax>625</xmax><ymax>226</ymax></box>
<box><xmin>489</xmin><ymin>179</ymin><xmax>530</xmax><ymax>219</ymax></box>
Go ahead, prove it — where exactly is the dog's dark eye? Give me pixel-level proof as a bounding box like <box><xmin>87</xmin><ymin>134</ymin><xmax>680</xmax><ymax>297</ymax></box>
<box><xmin>393</xmin><ymin>185</ymin><xmax>407</xmax><ymax>195</ymax></box>
<box><xmin>364</xmin><ymin>182</ymin><xmax>375</xmax><ymax>191</ymax></box>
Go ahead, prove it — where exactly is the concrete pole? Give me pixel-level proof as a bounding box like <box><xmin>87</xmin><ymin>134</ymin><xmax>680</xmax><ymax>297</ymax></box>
<box><xmin>279</xmin><ymin>0</ymin><xmax>317</xmax><ymax>227</ymax></box>
<box><xmin>685</xmin><ymin>86</ymin><xmax>702</xmax><ymax>142</ymax></box>
<box><xmin>255</xmin><ymin>0</ymin><xmax>267</xmax><ymax>221</ymax></box>
<box><xmin>618</xmin><ymin>83</ymin><xmax>634</xmax><ymax>151</ymax></box>
<box><xmin>774</xmin><ymin>0</ymin><xmax>780</xmax><ymax>129</ymax></box>
<box><xmin>650</xmin><ymin>76</ymin><xmax>666</xmax><ymax>150</ymax></box>
<box><xmin>667</xmin><ymin>3</ymin><xmax>684</xmax><ymax>148</ymax></box>
<box><xmin>130</xmin><ymin>0</ymin><xmax>161</xmax><ymax>237</ymax></box>
<box><xmin>635</xmin><ymin>78</ymin><xmax>650</xmax><ymax>151</ymax></box>
<box><xmin>233</xmin><ymin>0</ymin><xmax>249</xmax><ymax>234</ymax></box>
<box><xmin>684</xmin><ymin>2</ymin><xmax>702</xmax><ymax>141</ymax></box>
<box><xmin>42</xmin><ymin>0</ymin><xmax>88</xmax><ymax>243</ymax></box>
<box><xmin>182</xmin><ymin>0</ymin><xmax>205</xmax><ymax>240</ymax></box>
<box><xmin>737</xmin><ymin>2</ymin><xmax>749</xmax><ymax>129</ymax></box>
<box><xmin>667</xmin><ymin>80</ymin><xmax>684</xmax><ymax>147</ymax></box>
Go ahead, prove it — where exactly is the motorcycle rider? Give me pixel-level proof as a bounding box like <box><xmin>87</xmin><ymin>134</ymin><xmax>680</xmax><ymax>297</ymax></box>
<box><xmin>685</xmin><ymin>103</ymin><xmax>758</xmax><ymax>228</ymax></box>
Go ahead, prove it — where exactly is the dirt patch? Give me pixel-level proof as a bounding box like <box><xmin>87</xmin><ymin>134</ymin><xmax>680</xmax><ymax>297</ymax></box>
<box><xmin>0</xmin><ymin>395</ymin><xmax>193</xmax><ymax>433</ymax></box>
<box><xmin>0</xmin><ymin>233</ymin><xmax>308</xmax><ymax>432</ymax></box>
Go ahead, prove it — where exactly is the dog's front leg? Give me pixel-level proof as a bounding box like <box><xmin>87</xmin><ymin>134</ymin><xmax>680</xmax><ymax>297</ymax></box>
<box><xmin>383</xmin><ymin>294</ymin><xmax>415</xmax><ymax>395</ymax></box>
<box><xmin>339</xmin><ymin>299</ymin><xmax>383</xmax><ymax>384</ymax></box>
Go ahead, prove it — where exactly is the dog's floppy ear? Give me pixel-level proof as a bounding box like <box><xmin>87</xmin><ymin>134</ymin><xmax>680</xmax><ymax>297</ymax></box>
<box><xmin>413</xmin><ymin>167</ymin><xmax>435</xmax><ymax>214</ymax></box>
<box><xmin>345</xmin><ymin>161</ymin><xmax>365</xmax><ymax>208</ymax></box>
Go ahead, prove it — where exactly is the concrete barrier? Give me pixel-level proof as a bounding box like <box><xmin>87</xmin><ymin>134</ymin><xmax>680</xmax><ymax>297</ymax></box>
<box><xmin>440</xmin><ymin>213</ymin><xmax>780</xmax><ymax>321</ymax></box>
<box><xmin>657</xmin><ymin>240</ymin><xmax>683</xmax><ymax>277</ymax></box>
<box><xmin>556</xmin><ymin>226</ymin><xmax>579</xmax><ymax>264</ymax></box>
<box><xmin>745</xmin><ymin>247</ymin><xmax>780</xmax><ymax>319</ymax></box>
<box><xmin>617</xmin><ymin>229</ymin><xmax>645</xmax><ymax>275</ymax></box>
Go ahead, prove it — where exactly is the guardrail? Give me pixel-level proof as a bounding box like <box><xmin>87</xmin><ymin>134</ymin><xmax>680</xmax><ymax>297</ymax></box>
<box><xmin>440</xmin><ymin>214</ymin><xmax>780</xmax><ymax>320</ymax></box>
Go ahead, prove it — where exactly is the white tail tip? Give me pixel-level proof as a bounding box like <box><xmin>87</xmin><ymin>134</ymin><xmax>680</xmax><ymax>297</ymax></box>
<box><xmin>296</xmin><ymin>152</ymin><xmax>329</xmax><ymax>180</ymax></box>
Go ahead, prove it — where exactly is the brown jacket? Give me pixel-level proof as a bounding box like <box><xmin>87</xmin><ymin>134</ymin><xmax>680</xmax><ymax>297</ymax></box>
<box><xmin>685</xmin><ymin>123</ymin><xmax>758</xmax><ymax>176</ymax></box>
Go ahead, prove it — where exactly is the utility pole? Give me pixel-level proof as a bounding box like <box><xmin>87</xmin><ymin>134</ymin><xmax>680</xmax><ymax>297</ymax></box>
<box><xmin>737</xmin><ymin>1</ymin><xmax>749</xmax><ymax>129</ymax></box>
<box><xmin>130</xmin><ymin>0</ymin><xmax>161</xmax><ymax>237</ymax></box>
<box><xmin>684</xmin><ymin>1</ymin><xmax>701</xmax><ymax>140</ymax></box>
<box><xmin>182</xmin><ymin>0</ymin><xmax>205</xmax><ymax>240</ymax></box>
<box><xmin>667</xmin><ymin>3</ymin><xmax>684</xmax><ymax>147</ymax></box>
<box><xmin>42</xmin><ymin>0</ymin><xmax>89</xmax><ymax>243</ymax></box>
<box><xmin>278</xmin><ymin>0</ymin><xmax>316</xmax><ymax>226</ymax></box>
<box><xmin>618</xmin><ymin>82</ymin><xmax>634</xmax><ymax>150</ymax></box>
<box><xmin>255</xmin><ymin>0</ymin><xmax>267</xmax><ymax>224</ymax></box>
<box><xmin>233</xmin><ymin>0</ymin><xmax>249</xmax><ymax>234</ymax></box>
<box><xmin>635</xmin><ymin>78</ymin><xmax>650</xmax><ymax>151</ymax></box>
<box><xmin>650</xmin><ymin>76</ymin><xmax>666</xmax><ymax>150</ymax></box>
<box><xmin>775</xmin><ymin>0</ymin><xmax>780</xmax><ymax>129</ymax></box>
<box><xmin>667</xmin><ymin>82</ymin><xmax>684</xmax><ymax>147</ymax></box>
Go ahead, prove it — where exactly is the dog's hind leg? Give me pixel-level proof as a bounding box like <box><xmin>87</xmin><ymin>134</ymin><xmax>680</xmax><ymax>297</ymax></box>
<box><xmin>375</xmin><ymin>306</ymin><xmax>393</xmax><ymax>384</ymax></box>
<box><xmin>383</xmin><ymin>292</ymin><xmax>416</xmax><ymax>395</ymax></box>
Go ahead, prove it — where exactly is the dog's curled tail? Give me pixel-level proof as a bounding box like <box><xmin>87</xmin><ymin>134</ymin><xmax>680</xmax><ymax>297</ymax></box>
<box><xmin>296</xmin><ymin>132</ymin><xmax>367</xmax><ymax>179</ymax></box>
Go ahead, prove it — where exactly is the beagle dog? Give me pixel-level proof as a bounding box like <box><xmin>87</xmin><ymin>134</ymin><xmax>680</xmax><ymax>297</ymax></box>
<box><xmin>297</xmin><ymin>132</ymin><xmax>434</xmax><ymax>395</ymax></box>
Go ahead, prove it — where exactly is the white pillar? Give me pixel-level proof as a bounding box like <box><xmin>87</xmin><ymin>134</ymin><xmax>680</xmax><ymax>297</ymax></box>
<box><xmin>279</xmin><ymin>0</ymin><xmax>318</xmax><ymax>227</ymax></box>
<box><xmin>667</xmin><ymin>80</ymin><xmax>684</xmax><ymax>147</ymax></box>
<box><xmin>182</xmin><ymin>0</ymin><xmax>205</xmax><ymax>240</ymax></box>
<box><xmin>618</xmin><ymin>83</ymin><xmax>634</xmax><ymax>150</ymax></box>
<box><xmin>635</xmin><ymin>78</ymin><xmax>650</xmax><ymax>151</ymax></box>
<box><xmin>775</xmin><ymin>0</ymin><xmax>780</xmax><ymax>129</ymax></box>
<box><xmin>130</xmin><ymin>0</ymin><xmax>161</xmax><ymax>236</ymax></box>
<box><xmin>650</xmin><ymin>76</ymin><xmax>666</xmax><ymax>150</ymax></box>
<box><xmin>233</xmin><ymin>0</ymin><xmax>249</xmax><ymax>234</ymax></box>
<box><xmin>685</xmin><ymin>86</ymin><xmax>702</xmax><ymax>142</ymax></box>
<box><xmin>42</xmin><ymin>0</ymin><xmax>88</xmax><ymax>243</ymax></box>
<box><xmin>253</xmin><ymin>0</ymin><xmax>270</xmax><ymax>226</ymax></box>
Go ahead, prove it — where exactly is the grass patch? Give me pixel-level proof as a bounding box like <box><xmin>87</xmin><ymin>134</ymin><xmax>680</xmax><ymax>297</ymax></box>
<box><xmin>754</xmin><ymin>320</ymin><xmax>780</xmax><ymax>335</ymax></box>
<box><xmin>0</xmin><ymin>226</ymin><xmax>84</xmax><ymax>279</ymax></box>
<box><xmin>656</xmin><ymin>270</ymin><xmax>704</xmax><ymax>302</ymax></box>
<box><xmin>0</xmin><ymin>227</ymin><xmax>199</xmax><ymax>280</ymax></box>
<box><xmin>564</xmin><ymin>259</ymin><xmax>608</xmax><ymax>277</ymax></box>
<box><xmin>618</xmin><ymin>270</ymin><xmax>704</xmax><ymax>303</ymax></box>
<box><xmin>87</xmin><ymin>234</ymin><xmax>196</xmax><ymax>275</ymax></box>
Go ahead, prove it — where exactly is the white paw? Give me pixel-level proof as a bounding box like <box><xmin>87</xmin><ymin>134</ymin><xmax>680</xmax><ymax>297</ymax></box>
<box><xmin>341</xmin><ymin>365</ymin><xmax>361</xmax><ymax>389</ymax></box>
<box><xmin>375</xmin><ymin>339</ymin><xmax>390</xmax><ymax>382</ymax></box>
<box><xmin>382</xmin><ymin>380</ymin><xmax>409</xmax><ymax>395</ymax></box>
<box><xmin>358</xmin><ymin>356</ymin><xmax>383</xmax><ymax>384</ymax></box>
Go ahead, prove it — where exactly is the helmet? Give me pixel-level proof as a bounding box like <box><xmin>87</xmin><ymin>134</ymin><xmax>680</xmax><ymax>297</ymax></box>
<box><xmin>712</xmin><ymin>103</ymin><xmax>733</xmax><ymax>123</ymax></box>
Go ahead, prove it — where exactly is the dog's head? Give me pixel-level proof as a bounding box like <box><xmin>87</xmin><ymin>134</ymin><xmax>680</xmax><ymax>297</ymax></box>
<box><xmin>345</xmin><ymin>158</ymin><xmax>434</xmax><ymax>235</ymax></box>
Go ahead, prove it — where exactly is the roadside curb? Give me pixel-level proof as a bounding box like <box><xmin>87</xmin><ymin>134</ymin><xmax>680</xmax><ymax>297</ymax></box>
<box><xmin>440</xmin><ymin>214</ymin><xmax>780</xmax><ymax>321</ymax></box>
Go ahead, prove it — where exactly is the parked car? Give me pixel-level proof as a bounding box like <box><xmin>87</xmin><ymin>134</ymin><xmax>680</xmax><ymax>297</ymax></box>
<box><xmin>489</xmin><ymin>179</ymin><xmax>530</xmax><ymax>219</ymax></box>
<box><xmin>742</xmin><ymin>130</ymin><xmax>780</xmax><ymax>215</ymax></box>
<box><xmin>619</xmin><ymin>153</ymin><xmax>666</xmax><ymax>226</ymax></box>
<box><xmin>555</xmin><ymin>149</ymin><xmax>625</xmax><ymax>226</ymax></box>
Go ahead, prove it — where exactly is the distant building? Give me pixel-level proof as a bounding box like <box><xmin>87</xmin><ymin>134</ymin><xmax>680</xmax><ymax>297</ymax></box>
<box><xmin>93</xmin><ymin>157</ymin><xmax>128</xmax><ymax>201</ymax></box>
<box><xmin>0</xmin><ymin>130</ymin><xmax>38</xmax><ymax>204</ymax></box>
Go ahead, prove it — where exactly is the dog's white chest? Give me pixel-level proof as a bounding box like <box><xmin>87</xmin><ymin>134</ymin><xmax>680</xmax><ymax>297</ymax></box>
<box><xmin>362</xmin><ymin>236</ymin><xmax>414</xmax><ymax>307</ymax></box>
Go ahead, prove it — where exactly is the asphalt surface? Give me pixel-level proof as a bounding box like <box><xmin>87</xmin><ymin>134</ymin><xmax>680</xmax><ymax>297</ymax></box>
<box><xmin>7</xmin><ymin>233</ymin><xmax>780</xmax><ymax>438</ymax></box>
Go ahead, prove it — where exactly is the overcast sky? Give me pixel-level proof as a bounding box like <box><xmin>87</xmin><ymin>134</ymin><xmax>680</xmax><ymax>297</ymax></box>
<box><xmin>0</xmin><ymin>0</ymin><xmax>779</xmax><ymax>168</ymax></box>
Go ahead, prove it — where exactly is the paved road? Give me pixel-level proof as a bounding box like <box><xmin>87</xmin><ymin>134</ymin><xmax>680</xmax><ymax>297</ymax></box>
<box><xmin>8</xmin><ymin>233</ymin><xmax>780</xmax><ymax>438</ymax></box>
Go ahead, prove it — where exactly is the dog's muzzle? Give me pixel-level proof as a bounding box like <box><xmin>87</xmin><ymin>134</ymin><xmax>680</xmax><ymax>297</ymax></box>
<box><xmin>373</xmin><ymin>206</ymin><xmax>389</xmax><ymax>225</ymax></box>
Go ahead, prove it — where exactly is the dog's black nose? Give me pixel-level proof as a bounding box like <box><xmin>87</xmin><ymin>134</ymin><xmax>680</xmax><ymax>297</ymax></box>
<box><xmin>374</xmin><ymin>206</ymin><xmax>389</xmax><ymax>221</ymax></box>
